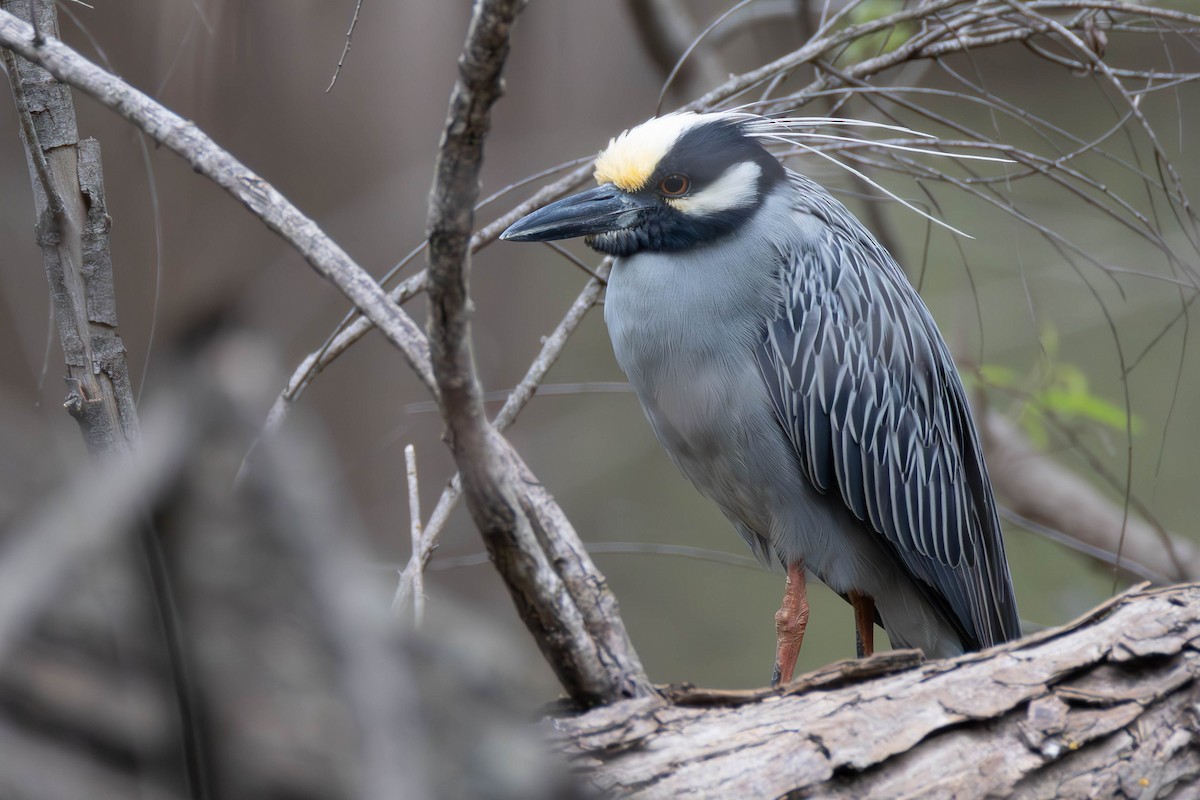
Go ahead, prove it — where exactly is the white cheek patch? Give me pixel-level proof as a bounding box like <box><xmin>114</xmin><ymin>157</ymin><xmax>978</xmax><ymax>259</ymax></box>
<box><xmin>665</xmin><ymin>161</ymin><xmax>761</xmax><ymax>216</ymax></box>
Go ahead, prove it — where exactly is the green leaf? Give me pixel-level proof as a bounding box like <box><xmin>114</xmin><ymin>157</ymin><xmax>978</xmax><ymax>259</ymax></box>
<box><xmin>971</xmin><ymin>351</ymin><xmax>1141</xmax><ymax>450</ymax></box>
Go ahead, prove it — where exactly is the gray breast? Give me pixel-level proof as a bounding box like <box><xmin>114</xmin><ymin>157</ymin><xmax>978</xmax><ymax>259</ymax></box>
<box><xmin>602</xmin><ymin>195</ymin><xmax>828</xmax><ymax>559</ymax></box>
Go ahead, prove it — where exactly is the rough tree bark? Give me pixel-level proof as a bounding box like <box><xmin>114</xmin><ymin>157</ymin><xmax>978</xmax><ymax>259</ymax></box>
<box><xmin>552</xmin><ymin>583</ymin><xmax>1200</xmax><ymax>798</ymax></box>
<box><xmin>1</xmin><ymin>0</ymin><xmax>137</xmax><ymax>454</ymax></box>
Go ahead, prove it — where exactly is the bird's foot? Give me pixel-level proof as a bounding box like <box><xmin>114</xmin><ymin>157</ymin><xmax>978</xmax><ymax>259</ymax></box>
<box><xmin>771</xmin><ymin>562</ymin><xmax>809</xmax><ymax>687</ymax></box>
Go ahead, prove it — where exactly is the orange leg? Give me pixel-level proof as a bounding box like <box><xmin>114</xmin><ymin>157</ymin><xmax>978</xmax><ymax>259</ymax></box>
<box><xmin>849</xmin><ymin>590</ymin><xmax>875</xmax><ymax>658</ymax></box>
<box><xmin>772</xmin><ymin>562</ymin><xmax>809</xmax><ymax>687</ymax></box>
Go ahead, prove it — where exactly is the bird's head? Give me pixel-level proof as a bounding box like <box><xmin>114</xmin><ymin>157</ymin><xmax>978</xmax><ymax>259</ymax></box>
<box><xmin>500</xmin><ymin>112</ymin><xmax>786</xmax><ymax>257</ymax></box>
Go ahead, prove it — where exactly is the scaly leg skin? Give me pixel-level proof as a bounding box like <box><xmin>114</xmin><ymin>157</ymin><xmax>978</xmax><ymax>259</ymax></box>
<box><xmin>849</xmin><ymin>590</ymin><xmax>875</xmax><ymax>658</ymax></box>
<box><xmin>771</xmin><ymin>562</ymin><xmax>809</xmax><ymax>687</ymax></box>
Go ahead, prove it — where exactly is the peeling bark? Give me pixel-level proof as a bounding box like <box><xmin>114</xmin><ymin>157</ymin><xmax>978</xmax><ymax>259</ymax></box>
<box><xmin>552</xmin><ymin>584</ymin><xmax>1200</xmax><ymax>799</ymax></box>
<box><xmin>2</xmin><ymin>0</ymin><xmax>137</xmax><ymax>454</ymax></box>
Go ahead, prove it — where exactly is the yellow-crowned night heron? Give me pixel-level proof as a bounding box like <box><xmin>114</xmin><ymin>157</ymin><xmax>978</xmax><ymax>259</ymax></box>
<box><xmin>501</xmin><ymin>112</ymin><xmax>1021</xmax><ymax>685</ymax></box>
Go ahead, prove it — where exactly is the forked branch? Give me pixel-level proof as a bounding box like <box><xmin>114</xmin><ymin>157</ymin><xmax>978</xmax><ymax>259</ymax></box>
<box><xmin>423</xmin><ymin>0</ymin><xmax>651</xmax><ymax>704</ymax></box>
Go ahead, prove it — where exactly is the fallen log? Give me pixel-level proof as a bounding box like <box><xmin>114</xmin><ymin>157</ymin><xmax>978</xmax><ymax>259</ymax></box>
<box><xmin>551</xmin><ymin>584</ymin><xmax>1200</xmax><ymax>798</ymax></box>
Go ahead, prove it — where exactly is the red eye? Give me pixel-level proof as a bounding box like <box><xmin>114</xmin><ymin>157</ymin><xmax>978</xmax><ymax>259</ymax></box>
<box><xmin>659</xmin><ymin>174</ymin><xmax>690</xmax><ymax>196</ymax></box>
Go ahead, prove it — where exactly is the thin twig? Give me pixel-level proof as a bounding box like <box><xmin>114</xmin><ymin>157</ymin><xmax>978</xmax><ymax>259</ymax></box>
<box><xmin>392</xmin><ymin>474</ymin><xmax>459</xmax><ymax>613</ymax></box>
<box><xmin>326</xmin><ymin>0</ymin><xmax>365</xmax><ymax>92</ymax></box>
<box><xmin>261</xmin><ymin>160</ymin><xmax>596</xmax><ymax>438</ymax></box>
<box><xmin>403</xmin><ymin>444</ymin><xmax>425</xmax><ymax>626</ymax></box>
<box><xmin>392</xmin><ymin>262</ymin><xmax>611</xmax><ymax>615</ymax></box>
<box><xmin>654</xmin><ymin>0</ymin><xmax>756</xmax><ymax>114</ymax></box>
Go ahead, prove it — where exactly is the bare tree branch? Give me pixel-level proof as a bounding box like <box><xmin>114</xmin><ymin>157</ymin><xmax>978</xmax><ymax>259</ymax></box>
<box><xmin>263</xmin><ymin>159</ymin><xmax>595</xmax><ymax>434</ymax></box>
<box><xmin>0</xmin><ymin>0</ymin><xmax>655</xmax><ymax>706</ymax></box>
<box><xmin>0</xmin><ymin>717</ymin><xmax>183</xmax><ymax>800</ymax></box>
<box><xmin>423</xmin><ymin>0</ymin><xmax>651</xmax><ymax>705</ymax></box>
<box><xmin>2</xmin><ymin>0</ymin><xmax>137</xmax><ymax>454</ymax></box>
<box><xmin>984</xmin><ymin>411</ymin><xmax>1200</xmax><ymax>582</ymax></box>
<box><xmin>0</xmin><ymin>7</ymin><xmax>436</xmax><ymax>396</ymax></box>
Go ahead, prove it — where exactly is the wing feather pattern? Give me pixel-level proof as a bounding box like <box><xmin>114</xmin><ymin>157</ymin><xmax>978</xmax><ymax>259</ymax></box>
<box><xmin>756</xmin><ymin>172</ymin><xmax>1021</xmax><ymax>649</ymax></box>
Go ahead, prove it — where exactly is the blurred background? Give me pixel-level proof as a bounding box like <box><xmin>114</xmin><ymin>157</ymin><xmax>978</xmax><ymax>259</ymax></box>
<box><xmin>0</xmin><ymin>0</ymin><xmax>1198</xmax><ymax>747</ymax></box>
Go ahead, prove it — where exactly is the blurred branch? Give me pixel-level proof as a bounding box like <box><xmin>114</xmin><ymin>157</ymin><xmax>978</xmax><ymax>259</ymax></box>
<box><xmin>999</xmin><ymin>507</ymin><xmax>1172</xmax><ymax>585</ymax></box>
<box><xmin>2</xmin><ymin>0</ymin><xmax>137</xmax><ymax>454</ymax></box>
<box><xmin>0</xmin><ymin>370</ymin><xmax>194</xmax><ymax>659</ymax></box>
<box><xmin>983</xmin><ymin>411</ymin><xmax>1200</xmax><ymax>582</ymax></box>
<box><xmin>1</xmin><ymin>326</ymin><xmax>435</xmax><ymax>799</ymax></box>
<box><xmin>0</xmin><ymin>7</ymin><xmax>437</xmax><ymax>396</ymax></box>
<box><xmin>423</xmin><ymin>0</ymin><xmax>651</xmax><ymax>705</ymax></box>
<box><xmin>0</xmin><ymin>717</ymin><xmax>183</xmax><ymax>800</ymax></box>
<box><xmin>245</xmin><ymin>355</ymin><xmax>431</xmax><ymax>800</ymax></box>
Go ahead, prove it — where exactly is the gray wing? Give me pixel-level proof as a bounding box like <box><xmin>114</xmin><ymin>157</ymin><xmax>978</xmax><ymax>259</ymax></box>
<box><xmin>756</xmin><ymin>173</ymin><xmax>1020</xmax><ymax>649</ymax></box>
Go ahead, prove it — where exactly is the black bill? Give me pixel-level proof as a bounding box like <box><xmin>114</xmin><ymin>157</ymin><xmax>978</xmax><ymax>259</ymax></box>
<box><xmin>500</xmin><ymin>184</ymin><xmax>652</xmax><ymax>242</ymax></box>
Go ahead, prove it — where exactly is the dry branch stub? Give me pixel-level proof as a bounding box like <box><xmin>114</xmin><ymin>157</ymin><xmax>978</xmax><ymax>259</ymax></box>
<box><xmin>552</xmin><ymin>584</ymin><xmax>1200</xmax><ymax>798</ymax></box>
<box><xmin>2</xmin><ymin>0</ymin><xmax>138</xmax><ymax>454</ymax></box>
